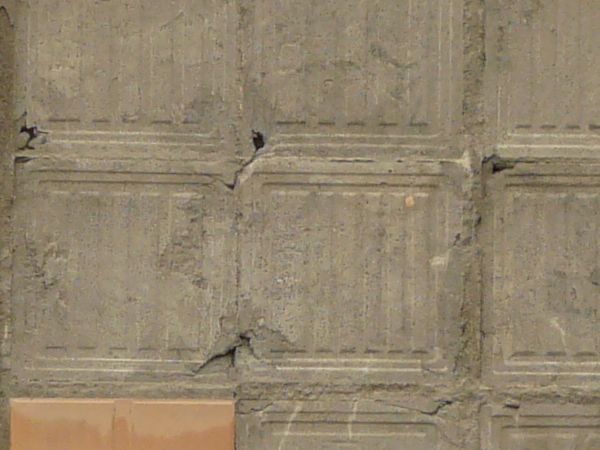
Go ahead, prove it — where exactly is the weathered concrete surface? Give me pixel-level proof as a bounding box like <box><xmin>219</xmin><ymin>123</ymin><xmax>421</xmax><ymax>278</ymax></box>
<box><xmin>1</xmin><ymin>0</ymin><xmax>600</xmax><ymax>448</ymax></box>
<box><xmin>482</xmin><ymin>162</ymin><xmax>600</xmax><ymax>385</ymax></box>
<box><xmin>0</xmin><ymin>4</ymin><xmax>14</xmax><ymax>446</ymax></box>
<box><xmin>482</xmin><ymin>403</ymin><xmax>600</xmax><ymax>450</ymax></box>
<box><xmin>237</xmin><ymin>397</ymin><xmax>473</xmax><ymax>450</ymax></box>
<box><xmin>11</xmin><ymin>165</ymin><xmax>237</xmax><ymax>382</ymax></box>
<box><xmin>236</xmin><ymin>157</ymin><xmax>470</xmax><ymax>384</ymax></box>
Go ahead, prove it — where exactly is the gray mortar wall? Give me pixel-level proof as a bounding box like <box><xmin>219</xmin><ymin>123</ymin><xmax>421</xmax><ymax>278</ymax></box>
<box><xmin>1</xmin><ymin>1</ymin><xmax>600</xmax><ymax>449</ymax></box>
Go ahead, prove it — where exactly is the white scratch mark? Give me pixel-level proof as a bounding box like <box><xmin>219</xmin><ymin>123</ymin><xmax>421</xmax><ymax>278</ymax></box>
<box><xmin>347</xmin><ymin>400</ymin><xmax>359</xmax><ymax>440</ymax></box>
<box><xmin>277</xmin><ymin>403</ymin><xmax>302</xmax><ymax>450</ymax></box>
<box><xmin>430</xmin><ymin>252</ymin><xmax>450</xmax><ymax>268</ymax></box>
<box><xmin>457</xmin><ymin>149</ymin><xmax>471</xmax><ymax>171</ymax></box>
<box><xmin>550</xmin><ymin>317</ymin><xmax>567</xmax><ymax>351</ymax></box>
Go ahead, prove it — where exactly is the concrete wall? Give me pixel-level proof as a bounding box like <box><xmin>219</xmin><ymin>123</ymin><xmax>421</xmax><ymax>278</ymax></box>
<box><xmin>2</xmin><ymin>1</ymin><xmax>600</xmax><ymax>448</ymax></box>
<box><xmin>0</xmin><ymin>4</ymin><xmax>14</xmax><ymax>446</ymax></box>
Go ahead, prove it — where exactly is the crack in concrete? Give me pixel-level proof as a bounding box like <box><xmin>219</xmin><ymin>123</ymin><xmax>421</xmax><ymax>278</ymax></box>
<box><xmin>482</xmin><ymin>154</ymin><xmax>517</xmax><ymax>173</ymax></box>
<box><xmin>14</xmin><ymin>155</ymin><xmax>34</xmax><ymax>164</ymax></box>
<box><xmin>224</xmin><ymin>146</ymin><xmax>268</xmax><ymax>191</ymax></box>
<box><xmin>384</xmin><ymin>399</ymin><xmax>454</xmax><ymax>416</ymax></box>
<box><xmin>0</xmin><ymin>3</ymin><xmax>15</xmax><ymax>26</ymax></box>
<box><xmin>190</xmin><ymin>332</ymin><xmax>254</xmax><ymax>375</ymax></box>
<box><xmin>188</xmin><ymin>323</ymin><xmax>292</xmax><ymax>376</ymax></box>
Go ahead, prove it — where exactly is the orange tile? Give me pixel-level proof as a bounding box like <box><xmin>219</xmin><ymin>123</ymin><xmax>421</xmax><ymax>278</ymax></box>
<box><xmin>11</xmin><ymin>399</ymin><xmax>115</xmax><ymax>450</ymax></box>
<box><xmin>129</xmin><ymin>400</ymin><xmax>235</xmax><ymax>450</ymax></box>
<box><xmin>10</xmin><ymin>399</ymin><xmax>235</xmax><ymax>450</ymax></box>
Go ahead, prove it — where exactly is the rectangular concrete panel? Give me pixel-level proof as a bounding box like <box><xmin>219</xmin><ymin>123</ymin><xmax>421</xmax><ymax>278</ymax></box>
<box><xmin>486</xmin><ymin>0</ymin><xmax>600</xmax><ymax>157</ymax></box>
<box><xmin>21</xmin><ymin>0</ymin><xmax>238</xmax><ymax>160</ymax></box>
<box><xmin>10</xmin><ymin>399</ymin><xmax>234</xmax><ymax>450</ymax></box>
<box><xmin>241</xmin><ymin>0</ymin><xmax>462</xmax><ymax>157</ymax></box>
<box><xmin>11</xmin><ymin>164</ymin><xmax>236</xmax><ymax>382</ymax></box>
<box><xmin>482</xmin><ymin>404</ymin><xmax>600</xmax><ymax>450</ymax></box>
<box><xmin>238</xmin><ymin>400</ymin><xmax>461</xmax><ymax>450</ymax></box>
<box><xmin>238</xmin><ymin>158</ymin><xmax>465</xmax><ymax>382</ymax></box>
<box><xmin>483</xmin><ymin>163</ymin><xmax>600</xmax><ymax>384</ymax></box>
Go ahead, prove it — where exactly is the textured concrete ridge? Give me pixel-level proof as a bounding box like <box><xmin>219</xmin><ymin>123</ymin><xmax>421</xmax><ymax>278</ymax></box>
<box><xmin>2</xmin><ymin>0</ymin><xmax>600</xmax><ymax>449</ymax></box>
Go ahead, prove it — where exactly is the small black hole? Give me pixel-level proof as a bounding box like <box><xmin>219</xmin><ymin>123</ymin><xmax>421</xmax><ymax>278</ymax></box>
<box><xmin>251</xmin><ymin>130</ymin><xmax>265</xmax><ymax>151</ymax></box>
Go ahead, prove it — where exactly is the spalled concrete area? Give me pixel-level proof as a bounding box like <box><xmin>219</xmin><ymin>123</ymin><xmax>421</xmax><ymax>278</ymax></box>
<box><xmin>2</xmin><ymin>1</ymin><xmax>600</xmax><ymax>449</ymax></box>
